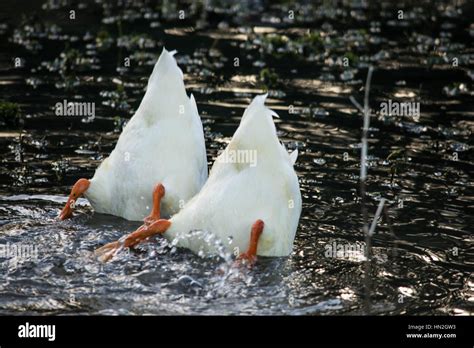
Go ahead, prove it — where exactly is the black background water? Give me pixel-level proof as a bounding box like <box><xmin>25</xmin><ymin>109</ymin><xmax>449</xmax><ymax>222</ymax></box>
<box><xmin>0</xmin><ymin>0</ymin><xmax>472</xmax><ymax>315</ymax></box>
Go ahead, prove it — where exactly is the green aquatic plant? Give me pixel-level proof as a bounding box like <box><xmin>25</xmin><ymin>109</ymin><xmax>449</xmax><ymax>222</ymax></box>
<box><xmin>263</xmin><ymin>33</ymin><xmax>288</xmax><ymax>48</ymax></box>
<box><xmin>96</xmin><ymin>29</ymin><xmax>113</xmax><ymax>50</ymax></box>
<box><xmin>259</xmin><ymin>68</ymin><xmax>279</xmax><ymax>89</ymax></box>
<box><xmin>260</xmin><ymin>31</ymin><xmax>325</xmax><ymax>60</ymax></box>
<box><xmin>117</xmin><ymin>33</ymin><xmax>156</xmax><ymax>50</ymax></box>
<box><xmin>0</xmin><ymin>101</ymin><xmax>21</xmax><ymax>127</ymax></box>
<box><xmin>299</xmin><ymin>31</ymin><xmax>323</xmax><ymax>47</ymax></box>
<box><xmin>260</xmin><ymin>34</ymin><xmax>298</xmax><ymax>59</ymax></box>
<box><xmin>344</xmin><ymin>51</ymin><xmax>359</xmax><ymax>66</ymax></box>
<box><xmin>100</xmin><ymin>83</ymin><xmax>130</xmax><ymax>113</ymax></box>
<box><xmin>116</xmin><ymin>83</ymin><xmax>125</xmax><ymax>94</ymax></box>
<box><xmin>57</xmin><ymin>46</ymin><xmax>85</xmax><ymax>75</ymax></box>
<box><xmin>296</xmin><ymin>31</ymin><xmax>324</xmax><ymax>55</ymax></box>
<box><xmin>62</xmin><ymin>48</ymin><xmax>80</xmax><ymax>63</ymax></box>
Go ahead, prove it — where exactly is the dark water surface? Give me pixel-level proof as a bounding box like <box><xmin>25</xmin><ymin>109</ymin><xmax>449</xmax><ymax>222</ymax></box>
<box><xmin>0</xmin><ymin>0</ymin><xmax>473</xmax><ymax>315</ymax></box>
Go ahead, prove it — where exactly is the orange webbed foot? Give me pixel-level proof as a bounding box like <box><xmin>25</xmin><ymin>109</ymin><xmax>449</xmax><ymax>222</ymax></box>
<box><xmin>144</xmin><ymin>183</ymin><xmax>165</xmax><ymax>225</ymax></box>
<box><xmin>95</xmin><ymin>220</ymin><xmax>171</xmax><ymax>262</ymax></box>
<box><xmin>234</xmin><ymin>219</ymin><xmax>264</xmax><ymax>268</ymax></box>
<box><xmin>94</xmin><ymin>240</ymin><xmax>122</xmax><ymax>263</ymax></box>
<box><xmin>59</xmin><ymin>178</ymin><xmax>90</xmax><ymax>220</ymax></box>
<box><xmin>95</xmin><ymin>183</ymin><xmax>170</xmax><ymax>262</ymax></box>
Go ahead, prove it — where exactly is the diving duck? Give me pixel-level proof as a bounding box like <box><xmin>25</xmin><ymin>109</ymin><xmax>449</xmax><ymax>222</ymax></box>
<box><xmin>59</xmin><ymin>48</ymin><xmax>208</xmax><ymax>221</ymax></box>
<box><xmin>96</xmin><ymin>94</ymin><xmax>302</xmax><ymax>263</ymax></box>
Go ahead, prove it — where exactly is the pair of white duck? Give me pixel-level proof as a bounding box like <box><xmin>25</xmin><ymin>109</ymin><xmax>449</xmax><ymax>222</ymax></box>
<box><xmin>59</xmin><ymin>48</ymin><xmax>302</xmax><ymax>264</ymax></box>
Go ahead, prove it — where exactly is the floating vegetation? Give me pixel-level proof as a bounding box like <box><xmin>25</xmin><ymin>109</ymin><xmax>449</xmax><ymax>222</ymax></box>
<box><xmin>100</xmin><ymin>83</ymin><xmax>131</xmax><ymax>113</ymax></box>
<box><xmin>117</xmin><ymin>33</ymin><xmax>157</xmax><ymax>50</ymax></box>
<box><xmin>0</xmin><ymin>0</ymin><xmax>472</xmax><ymax>318</ymax></box>
<box><xmin>10</xmin><ymin>165</ymin><xmax>32</xmax><ymax>187</ymax></box>
<box><xmin>38</xmin><ymin>45</ymin><xmax>100</xmax><ymax>88</ymax></box>
<box><xmin>0</xmin><ymin>101</ymin><xmax>21</xmax><ymax>128</ymax></box>
<box><xmin>297</xmin><ymin>31</ymin><xmax>325</xmax><ymax>54</ymax></box>
<box><xmin>442</xmin><ymin>83</ymin><xmax>471</xmax><ymax>97</ymax></box>
<box><xmin>96</xmin><ymin>29</ymin><xmax>114</xmax><ymax>50</ymax></box>
<box><xmin>129</xmin><ymin>51</ymin><xmax>159</xmax><ymax>66</ymax></box>
<box><xmin>51</xmin><ymin>159</ymin><xmax>70</xmax><ymax>182</ymax></box>
<box><xmin>259</xmin><ymin>68</ymin><xmax>279</xmax><ymax>89</ymax></box>
<box><xmin>344</xmin><ymin>52</ymin><xmax>359</xmax><ymax>66</ymax></box>
<box><xmin>257</xmin><ymin>32</ymin><xmax>324</xmax><ymax>60</ymax></box>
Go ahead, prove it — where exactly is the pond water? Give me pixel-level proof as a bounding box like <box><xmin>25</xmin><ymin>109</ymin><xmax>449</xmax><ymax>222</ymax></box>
<box><xmin>0</xmin><ymin>0</ymin><xmax>472</xmax><ymax>315</ymax></box>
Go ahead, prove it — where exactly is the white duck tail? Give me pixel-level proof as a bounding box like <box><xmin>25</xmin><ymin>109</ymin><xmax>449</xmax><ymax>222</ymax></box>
<box><xmin>166</xmin><ymin>94</ymin><xmax>302</xmax><ymax>257</ymax></box>
<box><xmin>85</xmin><ymin>48</ymin><xmax>208</xmax><ymax>221</ymax></box>
<box><xmin>136</xmin><ymin>48</ymin><xmax>185</xmax><ymax>124</ymax></box>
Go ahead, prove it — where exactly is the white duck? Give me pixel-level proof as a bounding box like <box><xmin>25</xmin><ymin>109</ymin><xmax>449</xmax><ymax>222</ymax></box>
<box><xmin>59</xmin><ymin>48</ymin><xmax>208</xmax><ymax>222</ymax></box>
<box><xmin>97</xmin><ymin>95</ymin><xmax>302</xmax><ymax>263</ymax></box>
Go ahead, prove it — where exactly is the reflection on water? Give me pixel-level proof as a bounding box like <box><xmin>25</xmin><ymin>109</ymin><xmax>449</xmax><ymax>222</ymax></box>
<box><xmin>0</xmin><ymin>0</ymin><xmax>473</xmax><ymax>315</ymax></box>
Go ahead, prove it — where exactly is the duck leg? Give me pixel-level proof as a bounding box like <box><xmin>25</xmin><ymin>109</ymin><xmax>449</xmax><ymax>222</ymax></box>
<box><xmin>95</xmin><ymin>219</ymin><xmax>171</xmax><ymax>262</ymax></box>
<box><xmin>95</xmin><ymin>183</ymin><xmax>170</xmax><ymax>262</ymax></box>
<box><xmin>236</xmin><ymin>219</ymin><xmax>264</xmax><ymax>265</ymax></box>
<box><xmin>144</xmin><ymin>183</ymin><xmax>165</xmax><ymax>225</ymax></box>
<box><xmin>59</xmin><ymin>178</ymin><xmax>90</xmax><ymax>220</ymax></box>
